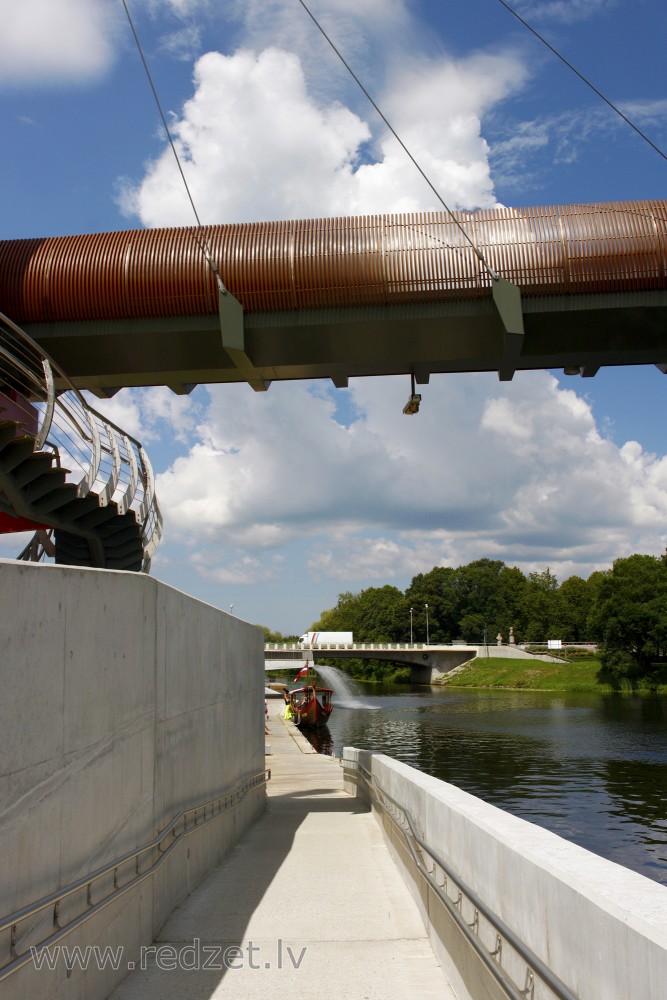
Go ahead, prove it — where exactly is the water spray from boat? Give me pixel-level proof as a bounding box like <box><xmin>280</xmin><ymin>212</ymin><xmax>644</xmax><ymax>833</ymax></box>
<box><xmin>314</xmin><ymin>665</ymin><xmax>382</xmax><ymax>710</ymax></box>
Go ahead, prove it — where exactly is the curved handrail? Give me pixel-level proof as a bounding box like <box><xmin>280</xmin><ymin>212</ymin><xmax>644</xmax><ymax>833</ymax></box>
<box><xmin>0</xmin><ymin>316</ymin><xmax>53</xmax><ymax>447</ymax></box>
<box><xmin>0</xmin><ymin>312</ymin><xmax>162</xmax><ymax>569</ymax></box>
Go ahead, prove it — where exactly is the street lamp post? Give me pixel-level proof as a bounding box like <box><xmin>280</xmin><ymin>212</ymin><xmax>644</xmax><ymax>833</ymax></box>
<box><xmin>410</xmin><ymin>607</ymin><xmax>414</xmax><ymax>644</ymax></box>
<box><xmin>425</xmin><ymin>603</ymin><xmax>429</xmax><ymax>645</ymax></box>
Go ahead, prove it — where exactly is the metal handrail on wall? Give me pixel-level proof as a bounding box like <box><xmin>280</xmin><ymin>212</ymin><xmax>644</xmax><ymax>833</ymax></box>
<box><xmin>343</xmin><ymin>758</ymin><xmax>577</xmax><ymax>1000</ymax></box>
<box><xmin>0</xmin><ymin>768</ymin><xmax>270</xmax><ymax>982</ymax></box>
<box><xmin>0</xmin><ymin>312</ymin><xmax>162</xmax><ymax>569</ymax></box>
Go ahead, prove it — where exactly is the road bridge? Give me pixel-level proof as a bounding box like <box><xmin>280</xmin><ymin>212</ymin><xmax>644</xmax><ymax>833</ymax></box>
<box><xmin>267</xmin><ymin>642</ymin><xmax>490</xmax><ymax>683</ymax></box>
<box><xmin>1</xmin><ymin>200</ymin><xmax>666</xmax><ymax>396</ymax></box>
<box><xmin>265</xmin><ymin>641</ymin><xmax>568</xmax><ymax>683</ymax></box>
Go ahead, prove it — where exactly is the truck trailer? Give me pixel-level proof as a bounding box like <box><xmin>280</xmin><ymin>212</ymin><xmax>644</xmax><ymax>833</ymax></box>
<box><xmin>299</xmin><ymin>631</ymin><xmax>353</xmax><ymax>646</ymax></box>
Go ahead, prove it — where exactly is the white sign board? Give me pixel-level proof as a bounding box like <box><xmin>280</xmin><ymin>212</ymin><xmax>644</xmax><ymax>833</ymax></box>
<box><xmin>547</xmin><ymin>639</ymin><xmax>563</xmax><ymax>650</ymax></box>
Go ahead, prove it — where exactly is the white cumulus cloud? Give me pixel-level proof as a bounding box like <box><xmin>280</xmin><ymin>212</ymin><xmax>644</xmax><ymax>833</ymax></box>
<box><xmin>0</xmin><ymin>0</ymin><xmax>119</xmax><ymax>84</ymax></box>
<box><xmin>119</xmin><ymin>34</ymin><xmax>527</xmax><ymax>225</ymax></box>
<box><xmin>92</xmin><ymin>370</ymin><xmax>667</xmax><ymax>595</ymax></box>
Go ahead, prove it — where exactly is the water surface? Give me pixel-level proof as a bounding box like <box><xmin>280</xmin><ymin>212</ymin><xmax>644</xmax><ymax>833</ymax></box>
<box><xmin>307</xmin><ymin>667</ymin><xmax>667</xmax><ymax>885</ymax></box>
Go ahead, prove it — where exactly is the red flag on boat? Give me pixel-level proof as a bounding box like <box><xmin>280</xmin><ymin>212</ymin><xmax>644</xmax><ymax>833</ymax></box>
<box><xmin>294</xmin><ymin>665</ymin><xmax>309</xmax><ymax>681</ymax></box>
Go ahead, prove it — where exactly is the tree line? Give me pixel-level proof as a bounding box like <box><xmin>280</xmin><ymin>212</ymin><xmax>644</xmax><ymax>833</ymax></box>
<box><xmin>300</xmin><ymin>554</ymin><xmax>667</xmax><ymax>686</ymax></box>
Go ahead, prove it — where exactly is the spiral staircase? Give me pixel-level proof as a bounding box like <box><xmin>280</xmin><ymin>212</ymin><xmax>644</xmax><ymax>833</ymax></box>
<box><xmin>0</xmin><ymin>311</ymin><xmax>161</xmax><ymax>572</ymax></box>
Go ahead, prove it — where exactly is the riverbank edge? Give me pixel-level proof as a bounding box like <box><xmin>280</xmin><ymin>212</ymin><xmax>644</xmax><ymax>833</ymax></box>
<box><xmin>435</xmin><ymin>656</ymin><xmax>667</xmax><ymax>695</ymax></box>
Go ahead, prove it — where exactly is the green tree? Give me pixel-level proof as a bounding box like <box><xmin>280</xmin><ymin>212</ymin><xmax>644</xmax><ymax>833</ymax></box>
<box><xmin>311</xmin><ymin>585</ymin><xmax>405</xmax><ymax>642</ymax></box>
<box><xmin>455</xmin><ymin>559</ymin><xmax>520</xmax><ymax>640</ymax></box>
<box><xmin>405</xmin><ymin>566</ymin><xmax>459</xmax><ymax>642</ymax></box>
<box><xmin>458</xmin><ymin>612</ymin><xmax>487</xmax><ymax>643</ymax></box>
<box><xmin>260</xmin><ymin>626</ymin><xmax>299</xmax><ymax>643</ymax></box>
<box><xmin>496</xmin><ymin>565</ymin><xmax>528</xmax><ymax>638</ymax></box>
<box><xmin>558</xmin><ymin>575</ymin><xmax>594</xmax><ymax>641</ymax></box>
<box><xmin>588</xmin><ymin>554</ymin><xmax>667</xmax><ymax>685</ymax></box>
<box><xmin>521</xmin><ymin>568</ymin><xmax>561</xmax><ymax>641</ymax></box>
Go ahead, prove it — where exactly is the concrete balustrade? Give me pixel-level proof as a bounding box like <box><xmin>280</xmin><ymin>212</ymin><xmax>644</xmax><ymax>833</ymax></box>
<box><xmin>344</xmin><ymin>748</ymin><xmax>667</xmax><ymax>1000</ymax></box>
<box><xmin>0</xmin><ymin>559</ymin><xmax>266</xmax><ymax>1000</ymax></box>
<box><xmin>264</xmin><ymin>642</ymin><xmax>567</xmax><ymax>681</ymax></box>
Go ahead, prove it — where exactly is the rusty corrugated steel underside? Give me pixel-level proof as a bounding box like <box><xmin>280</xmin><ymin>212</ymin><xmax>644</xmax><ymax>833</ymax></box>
<box><xmin>1</xmin><ymin>200</ymin><xmax>666</xmax><ymax>392</ymax></box>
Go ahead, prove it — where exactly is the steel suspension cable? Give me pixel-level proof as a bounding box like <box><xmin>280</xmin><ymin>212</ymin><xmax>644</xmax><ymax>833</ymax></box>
<box><xmin>496</xmin><ymin>0</ymin><xmax>667</xmax><ymax>164</ymax></box>
<box><xmin>295</xmin><ymin>0</ymin><xmax>500</xmax><ymax>281</ymax></box>
<box><xmin>120</xmin><ymin>0</ymin><xmax>230</xmax><ymax>293</ymax></box>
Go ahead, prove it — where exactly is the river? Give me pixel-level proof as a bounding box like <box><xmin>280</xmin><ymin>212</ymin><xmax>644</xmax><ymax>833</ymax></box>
<box><xmin>306</xmin><ymin>666</ymin><xmax>667</xmax><ymax>886</ymax></box>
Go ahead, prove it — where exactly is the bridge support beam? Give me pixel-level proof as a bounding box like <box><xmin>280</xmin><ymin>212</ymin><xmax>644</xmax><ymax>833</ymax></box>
<box><xmin>493</xmin><ymin>277</ymin><xmax>525</xmax><ymax>381</ymax></box>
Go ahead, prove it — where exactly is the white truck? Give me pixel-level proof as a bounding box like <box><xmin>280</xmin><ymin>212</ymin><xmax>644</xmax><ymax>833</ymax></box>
<box><xmin>299</xmin><ymin>631</ymin><xmax>353</xmax><ymax>646</ymax></box>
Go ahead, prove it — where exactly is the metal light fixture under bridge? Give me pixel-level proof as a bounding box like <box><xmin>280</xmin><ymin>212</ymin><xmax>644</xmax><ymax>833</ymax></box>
<box><xmin>403</xmin><ymin>372</ymin><xmax>421</xmax><ymax>415</ymax></box>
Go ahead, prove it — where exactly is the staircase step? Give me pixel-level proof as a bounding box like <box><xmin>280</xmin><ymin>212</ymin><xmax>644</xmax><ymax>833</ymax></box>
<box><xmin>0</xmin><ymin>436</ymin><xmax>36</xmax><ymax>472</ymax></box>
<box><xmin>54</xmin><ymin>550</ymin><xmax>91</xmax><ymax>567</ymax></box>
<box><xmin>50</xmin><ymin>494</ymin><xmax>102</xmax><ymax>525</ymax></box>
<box><xmin>53</xmin><ymin>541</ymin><xmax>89</xmax><ymax>558</ymax></box>
<box><xmin>0</xmin><ymin>382</ymin><xmax>155</xmax><ymax>573</ymax></box>
<box><xmin>73</xmin><ymin>503</ymin><xmax>120</xmax><ymax>530</ymax></box>
<box><xmin>53</xmin><ymin>543</ymin><xmax>90</xmax><ymax>562</ymax></box>
<box><xmin>53</xmin><ymin>530</ymin><xmax>95</xmax><ymax>566</ymax></box>
<box><xmin>0</xmin><ymin>421</ymin><xmax>22</xmax><ymax>450</ymax></box>
<box><xmin>30</xmin><ymin>483</ymin><xmax>80</xmax><ymax>514</ymax></box>
<box><xmin>98</xmin><ymin>523</ymin><xmax>141</xmax><ymax>546</ymax></box>
<box><xmin>103</xmin><ymin>537</ymin><xmax>144</xmax><ymax>561</ymax></box>
<box><xmin>106</xmin><ymin>554</ymin><xmax>144</xmax><ymax>571</ymax></box>
<box><xmin>23</xmin><ymin>469</ymin><xmax>69</xmax><ymax>503</ymax></box>
<box><xmin>98</xmin><ymin>511</ymin><xmax>140</xmax><ymax>533</ymax></box>
<box><xmin>53</xmin><ymin>528</ymin><xmax>89</xmax><ymax>549</ymax></box>
<box><xmin>11</xmin><ymin>452</ymin><xmax>55</xmax><ymax>488</ymax></box>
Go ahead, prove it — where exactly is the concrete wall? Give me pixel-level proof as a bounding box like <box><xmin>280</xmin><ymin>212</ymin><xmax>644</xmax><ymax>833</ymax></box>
<box><xmin>344</xmin><ymin>748</ymin><xmax>667</xmax><ymax>1000</ymax></box>
<box><xmin>0</xmin><ymin>559</ymin><xmax>266</xmax><ymax>999</ymax></box>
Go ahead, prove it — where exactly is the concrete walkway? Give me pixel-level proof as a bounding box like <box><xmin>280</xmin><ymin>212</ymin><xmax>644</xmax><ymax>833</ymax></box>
<box><xmin>109</xmin><ymin>699</ymin><xmax>454</xmax><ymax>999</ymax></box>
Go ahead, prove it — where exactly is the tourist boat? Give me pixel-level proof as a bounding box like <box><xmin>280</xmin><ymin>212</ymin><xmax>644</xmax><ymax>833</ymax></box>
<box><xmin>288</xmin><ymin>684</ymin><xmax>333</xmax><ymax>729</ymax></box>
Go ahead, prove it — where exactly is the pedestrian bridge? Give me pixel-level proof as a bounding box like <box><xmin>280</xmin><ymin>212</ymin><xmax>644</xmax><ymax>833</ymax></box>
<box><xmin>2</xmin><ymin>198</ymin><xmax>667</xmax><ymax>1000</ymax></box>
<box><xmin>1</xmin><ymin>199</ymin><xmax>666</xmax><ymax>395</ymax></box>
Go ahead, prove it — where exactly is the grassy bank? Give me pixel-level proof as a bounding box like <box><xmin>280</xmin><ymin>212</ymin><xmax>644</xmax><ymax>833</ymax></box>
<box><xmin>442</xmin><ymin>657</ymin><xmax>667</xmax><ymax>694</ymax></box>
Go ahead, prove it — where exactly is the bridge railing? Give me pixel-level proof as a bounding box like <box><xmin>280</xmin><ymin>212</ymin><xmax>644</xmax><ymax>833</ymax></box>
<box><xmin>265</xmin><ymin>641</ymin><xmax>596</xmax><ymax>652</ymax></box>
<box><xmin>265</xmin><ymin>642</ymin><xmax>458</xmax><ymax>651</ymax></box>
<box><xmin>0</xmin><ymin>311</ymin><xmax>162</xmax><ymax>570</ymax></box>
<box><xmin>265</xmin><ymin>642</ymin><xmax>427</xmax><ymax>651</ymax></box>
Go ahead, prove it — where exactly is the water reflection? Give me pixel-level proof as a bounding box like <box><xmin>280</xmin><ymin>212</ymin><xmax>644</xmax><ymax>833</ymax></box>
<box><xmin>305</xmin><ymin>674</ymin><xmax>667</xmax><ymax>885</ymax></box>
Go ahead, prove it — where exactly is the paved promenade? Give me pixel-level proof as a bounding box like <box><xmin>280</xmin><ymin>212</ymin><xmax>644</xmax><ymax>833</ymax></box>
<box><xmin>110</xmin><ymin>699</ymin><xmax>453</xmax><ymax>999</ymax></box>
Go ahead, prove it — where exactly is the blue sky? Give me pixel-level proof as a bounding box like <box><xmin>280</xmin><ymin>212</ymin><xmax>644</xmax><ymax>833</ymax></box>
<box><xmin>1</xmin><ymin>0</ymin><xmax>667</xmax><ymax>634</ymax></box>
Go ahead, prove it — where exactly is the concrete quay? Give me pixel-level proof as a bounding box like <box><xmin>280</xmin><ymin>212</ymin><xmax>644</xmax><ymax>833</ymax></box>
<box><xmin>109</xmin><ymin>699</ymin><xmax>453</xmax><ymax>1000</ymax></box>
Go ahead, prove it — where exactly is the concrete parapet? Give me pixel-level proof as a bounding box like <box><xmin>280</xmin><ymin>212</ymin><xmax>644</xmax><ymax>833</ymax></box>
<box><xmin>0</xmin><ymin>559</ymin><xmax>266</xmax><ymax>999</ymax></box>
<box><xmin>344</xmin><ymin>747</ymin><xmax>667</xmax><ymax>1000</ymax></box>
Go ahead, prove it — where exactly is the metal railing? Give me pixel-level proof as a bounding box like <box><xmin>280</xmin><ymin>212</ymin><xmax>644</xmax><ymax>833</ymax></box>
<box><xmin>343</xmin><ymin>757</ymin><xmax>577</xmax><ymax>1000</ymax></box>
<box><xmin>0</xmin><ymin>768</ymin><xmax>269</xmax><ymax>982</ymax></box>
<box><xmin>265</xmin><ymin>642</ymin><xmax>597</xmax><ymax>654</ymax></box>
<box><xmin>266</xmin><ymin>642</ymin><xmax>430</xmax><ymax>651</ymax></box>
<box><xmin>0</xmin><ymin>312</ymin><xmax>162</xmax><ymax>570</ymax></box>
